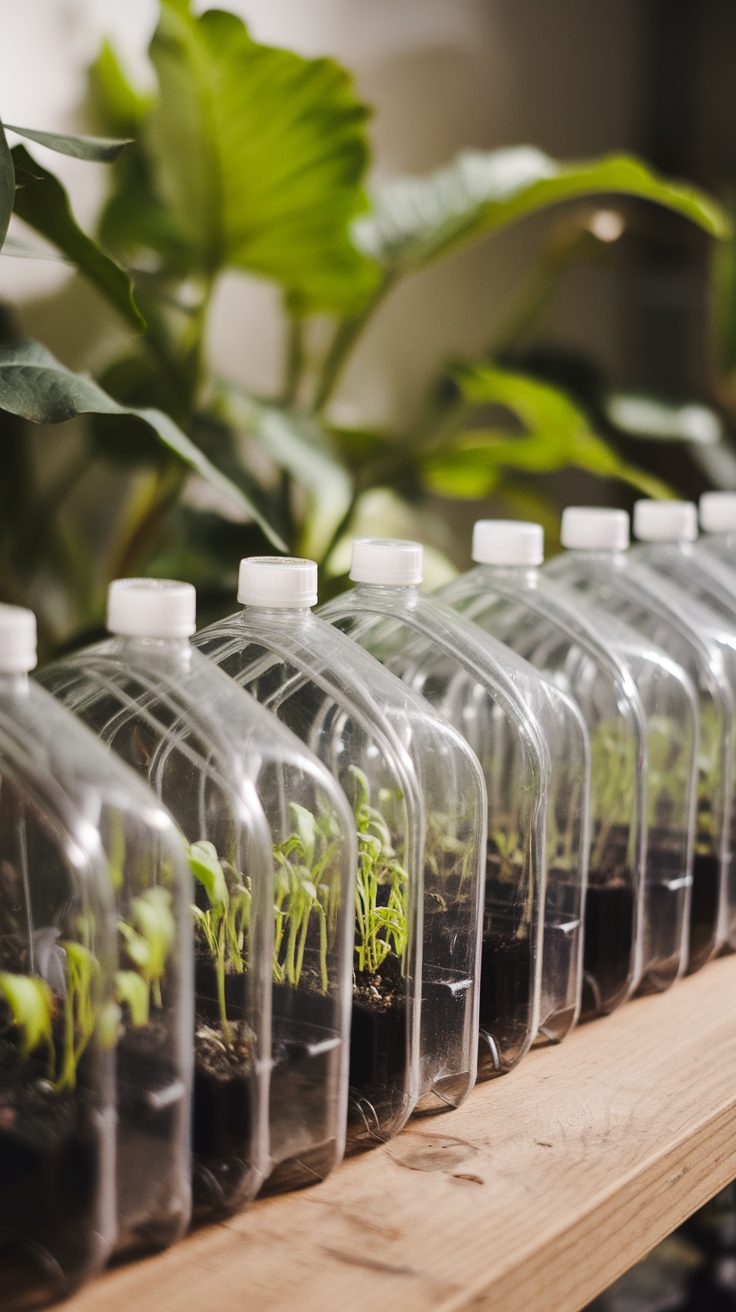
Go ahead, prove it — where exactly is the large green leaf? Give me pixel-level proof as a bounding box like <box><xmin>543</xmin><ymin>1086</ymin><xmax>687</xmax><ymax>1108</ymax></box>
<box><xmin>147</xmin><ymin>0</ymin><xmax>378</xmax><ymax>306</ymax></box>
<box><xmin>421</xmin><ymin>364</ymin><xmax>672</xmax><ymax>499</ymax></box>
<box><xmin>10</xmin><ymin>146</ymin><xmax>145</xmax><ymax>331</ymax></box>
<box><xmin>354</xmin><ymin>148</ymin><xmax>730</xmax><ymax>276</ymax></box>
<box><xmin>0</xmin><ymin>120</ymin><xmax>13</xmax><ymax>252</ymax></box>
<box><xmin>0</xmin><ymin>340</ymin><xmax>286</xmax><ymax>548</ymax></box>
<box><xmin>5</xmin><ymin>124</ymin><xmax>130</xmax><ymax>162</ymax></box>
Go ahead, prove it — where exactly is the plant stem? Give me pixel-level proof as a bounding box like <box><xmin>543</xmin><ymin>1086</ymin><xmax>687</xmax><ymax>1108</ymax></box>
<box><xmin>282</xmin><ymin>316</ymin><xmax>305</xmax><ymax>406</ymax></box>
<box><xmin>311</xmin><ymin>277</ymin><xmax>394</xmax><ymax>415</ymax></box>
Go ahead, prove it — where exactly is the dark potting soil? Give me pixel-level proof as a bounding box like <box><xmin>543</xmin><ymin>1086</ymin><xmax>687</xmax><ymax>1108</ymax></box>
<box><xmin>477</xmin><ymin>919</ymin><xmax>532</xmax><ymax>1077</ymax></box>
<box><xmin>688</xmin><ymin>851</ymin><xmax>721</xmax><ymax>975</ymax></box>
<box><xmin>114</xmin><ymin>1023</ymin><xmax>188</xmax><ymax>1254</ymax></box>
<box><xmin>192</xmin><ymin>955</ymin><xmax>254</xmax><ymax>1216</ymax></box>
<box><xmin>414</xmin><ymin>907</ymin><xmax>474</xmax><ymax>1111</ymax></box>
<box><xmin>263</xmin><ymin>977</ymin><xmax>343</xmax><ymax>1194</ymax></box>
<box><xmin>638</xmin><ymin>840</ymin><xmax>690</xmax><ymax>994</ymax></box>
<box><xmin>0</xmin><ymin>1041</ymin><xmax>104</xmax><ymax>1310</ymax></box>
<box><xmin>347</xmin><ymin>953</ymin><xmax>409</xmax><ymax>1150</ymax></box>
<box><xmin>582</xmin><ymin>881</ymin><xmax>635</xmax><ymax>1017</ymax></box>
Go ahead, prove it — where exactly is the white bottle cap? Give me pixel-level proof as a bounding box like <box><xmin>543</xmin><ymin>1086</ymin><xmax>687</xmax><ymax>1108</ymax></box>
<box><xmin>472</xmin><ymin>520</ymin><xmax>544</xmax><ymax>566</ymax></box>
<box><xmin>238</xmin><ymin>557</ymin><xmax>318</xmax><ymax>609</ymax></box>
<box><xmin>350</xmin><ymin>539</ymin><xmax>423</xmax><ymax>586</ymax></box>
<box><xmin>699</xmin><ymin>491</ymin><xmax>736</xmax><ymax>533</ymax></box>
<box><xmin>632</xmin><ymin>500</ymin><xmax>697</xmax><ymax>543</ymax></box>
<box><xmin>560</xmin><ymin>507</ymin><xmax>630</xmax><ymax>551</ymax></box>
<box><xmin>107</xmin><ymin>579</ymin><xmax>196</xmax><ymax>639</ymax></box>
<box><xmin>0</xmin><ymin>604</ymin><xmax>37</xmax><ymax>673</ymax></box>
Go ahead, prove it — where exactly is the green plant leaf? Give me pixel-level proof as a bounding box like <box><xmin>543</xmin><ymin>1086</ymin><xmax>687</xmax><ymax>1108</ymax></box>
<box><xmin>11</xmin><ymin>146</ymin><xmax>145</xmax><ymax>331</ymax></box>
<box><xmin>88</xmin><ymin>40</ymin><xmax>154</xmax><ymax>135</ymax></box>
<box><xmin>422</xmin><ymin>364</ymin><xmax>672</xmax><ymax>499</ymax></box>
<box><xmin>147</xmin><ymin>0</ymin><xmax>378</xmax><ymax>307</ymax></box>
<box><xmin>354</xmin><ymin>148</ymin><xmax>731</xmax><ymax>277</ymax></box>
<box><xmin>0</xmin><ymin>971</ymin><xmax>54</xmax><ymax>1055</ymax></box>
<box><xmin>0</xmin><ymin>120</ymin><xmax>13</xmax><ymax>253</ymax></box>
<box><xmin>5</xmin><ymin>124</ymin><xmax>131</xmax><ymax>162</ymax></box>
<box><xmin>187</xmin><ymin>839</ymin><xmax>229</xmax><ymax>910</ymax></box>
<box><xmin>0</xmin><ymin>340</ymin><xmax>286</xmax><ymax>549</ymax></box>
<box><xmin>115</xmin><ymin>970</ymin><xmax>150</xmax><ymax>1027</ymax></box>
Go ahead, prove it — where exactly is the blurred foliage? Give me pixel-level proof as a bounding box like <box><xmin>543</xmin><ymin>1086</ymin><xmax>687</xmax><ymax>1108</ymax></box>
<box><xmin>0</xmin><ymin>0</ymin><xmax>731</xmax><ymax>654</ymax></box>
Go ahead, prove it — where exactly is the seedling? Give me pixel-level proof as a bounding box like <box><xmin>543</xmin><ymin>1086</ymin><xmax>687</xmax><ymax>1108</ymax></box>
<box><xmin>188</xmin><ymin>839</ymin><xmax>251</xmax><ymax>1046</ymax></box>
<box><xmin>349</xmin><ymin>765</ymin><xmax>409</xmax><ymax>976</ymax></box>
<box><xmin>0</xmin><ymin>941</ymin><xmax>102</xmax><ymax>1093</ymax></box>
<box><xmin>273</xmin><ymin>803</ymin><xmax>339</xmax><ymax>994</ymax></box>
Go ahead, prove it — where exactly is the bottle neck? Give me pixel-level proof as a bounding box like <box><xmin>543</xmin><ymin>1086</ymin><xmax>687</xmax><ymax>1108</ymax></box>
<box><xmin>474</xmin><ymin>562</ymin><xmax>540</xmax><ymax>589</ymax></box>
<box><xmin>240</xmin><ymin>604</ymin><xmax>314</xmax><ymax>623</ymax></box>
<box><xmin>0</xmin><ymin>671</ymin><xmax>30</xmax><ymax>699</ymax></box>
<box><xmin>352</xmin><ymin>582</ymin><xmax>419</xmax><ymax>603</ymax></box>
<box><xmin>110</xmin><ymin>634</ymin><xmax>193</xmax><ymax>673</ymax></box>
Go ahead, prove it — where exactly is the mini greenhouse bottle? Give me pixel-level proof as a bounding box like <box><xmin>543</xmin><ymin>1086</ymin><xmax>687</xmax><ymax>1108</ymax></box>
<box><xmin>321</xmin><ymin>539</ymin><xmax>582</xmax><ymax>1057</ymax></box>
<box><xmin>194</xmin><ymin>557</ymin><xmax>436</xmax><ymax>1146</ymax></box>
<box><xmin>42</xmin><ymin>579</ymin><xmax>355</xmax><ymax>1199</ymax></box>
<box><xmin>0</xmin><ymin>607</ymin><xmax>115</xmax><ymax>1305</ymax></box>
<box><xmin>546</xmin><ymin>507</ymin><xmax>732</xmax><ymax>976</ymax></box>
<box><xmin>628</xmin><ymin>498</ymin><xmax>736</xmax><ymax>952</ymax></box>
<box><xmin>439</xmin><ymin>523</ymin><xmax>648</xmax><ymax>1014</ymax></box>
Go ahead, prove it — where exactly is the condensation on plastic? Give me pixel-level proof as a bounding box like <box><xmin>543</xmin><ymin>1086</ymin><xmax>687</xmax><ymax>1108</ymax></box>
<box><xmin>42</xmin><ymin>628</ymin><xmax>355</xmax><ymax>1203</ymax></box>
<box><xmin>195</xmin><ymin>572</ymin><xmax>448</xmax><ymax>1144</ymax></box>
<box><xmin>0</xmin><ymin>671</ymin><xmax>189</xmax><ymax>1306</ymax></box>
<box><xmin>322</xmin><ymin>571</ymin><xmax>585</xmax><ymax>1056</ymax></box>
<box><xmin>626</xmin><ymin>531</ymin><xmax>736</xmax><ymax>951</ymax></box>
<box><xmin>440</xmin><ymin>563</ymin><xmax>650</xmax><ymax>1014</ymax></box>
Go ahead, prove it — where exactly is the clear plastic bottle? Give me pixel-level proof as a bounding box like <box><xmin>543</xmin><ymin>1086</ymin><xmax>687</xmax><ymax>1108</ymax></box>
<box><xmin>439</xmin><ymin>522</ymin><xmax>649</xmax><ymax>1012</ymax></box>
<box><xmin>627</xmin><ymin>498</ymin><xmax>736</xmax><ymax>951</ymax></box>
<box><xmin>196</xmin><ymin>555</ymin><xmax>485</xmax><ymax>1139</ymax></box>
<box><xmin>698</xmin><ymin>492</ymin><xmax>736</xmax><ymax>573</ymax></box>
<box><xmin>546</xmin><ymin>507</ymin><xmax>732</xmax><ymax>975</ymax></box>
<box><xmin>321</xmin><ymin>538</ymin><xmax>586</xmax><ymax>1052</ymax></box>
<box><xmin>41</xmin><ymin>579</ymin><xmax>355</xmax><ymax>1201</ymax></box>
<box><xmin>0</xmin><ymin>604</ymin><xmax>186</xmax><ymax>1307</ymax></box>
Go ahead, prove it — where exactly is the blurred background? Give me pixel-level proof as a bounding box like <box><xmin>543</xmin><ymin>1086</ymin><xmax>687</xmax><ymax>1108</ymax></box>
<box><xmin>2</xmin><ymin>0</ymin><xmax>736</xmax><ymax>647</ymax></box>
<box><xmin>2</xmin><ymin>5</ymin><xmax>736</xmax><ymax>1305</ymax></box>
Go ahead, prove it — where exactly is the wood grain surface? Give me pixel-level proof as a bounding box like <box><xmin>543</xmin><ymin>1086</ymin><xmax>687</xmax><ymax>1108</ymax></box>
<box><xmin>67</xmin><ymin>955</ymin><xmax>736</xmax><ymax>1312</ymax></box>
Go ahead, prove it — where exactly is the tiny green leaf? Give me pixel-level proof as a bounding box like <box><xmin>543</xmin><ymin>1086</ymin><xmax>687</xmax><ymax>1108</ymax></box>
<box><xmin>354</xmin><ymin>147</ymin><xmax>731</xmax><ymax>278</ymax></box>
<box><xmin>187</xmin><ymin>839</ymin><xmax>229</xmax><ymax>910</ymax></box>
<box><xmin>0</xmin><ymin>971</ymin><xmax>54</xmax><ymax>1056</ymax></box>
<box><xmin>115</xmin><ymin>970</ymin><xmax>150</xmax><ymax>1028</ymax></box>
<box><xmin>10</xmin><ymin>145</ymin><xmax>145</xmax><ymax>332</ymax></box>
<box><xmin>0</xmin><ymin>340</ymin><xmax>287</xmax><ymax>549</ymax></box>
<box><xmin>5</xmin><ymin>124</ymin><xmax>131</xmax><ymax>162</ymax></box>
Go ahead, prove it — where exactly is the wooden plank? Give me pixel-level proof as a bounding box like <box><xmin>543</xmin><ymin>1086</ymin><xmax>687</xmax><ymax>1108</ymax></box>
<box><xmin>68</xmin><ymin>956</ymin><xmax>736</xmax><ymax>1312</ymax></box>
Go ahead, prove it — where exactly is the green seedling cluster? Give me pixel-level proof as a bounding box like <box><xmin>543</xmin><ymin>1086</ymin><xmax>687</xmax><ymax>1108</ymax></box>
<box><xmin>350</xmin><ymin>765</ymin><xmax>409</xmax><ymax>977</ymax></box>
<box><xmin>588</xmin><ymin>719</ymin><xmax>638</xmax><ymax>872</ymax></box>
<box><xmin>188</xmin><ymin>840</ymin><xmax>251</xmax><ymax>1047</ymax></box>
<box><xmin>117</xmin><ymin>885</ymin><xmax>176</xmax><ymax>1026</ymax></box>
<box><xmin>273</xmin><ymin>804</ymin><xmax>340</xmax><ymax>995</ymax></box>
<box><xmin>0</xmin><ymin>940</ymin><xmax>100</xmax><ymax>1093</ymax></box>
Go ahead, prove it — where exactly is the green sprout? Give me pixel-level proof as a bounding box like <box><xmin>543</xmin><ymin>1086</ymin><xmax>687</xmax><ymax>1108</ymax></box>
<box><xmin>350</xmin><ymin>765</ymin><xmax>409</xmax><ymax>977</ymax></box>
<box><xmin>273</xmin><ymin>803</ymin><xmax>341</xmax><ymax>995</ymax></box>
<box><xmin>489</xmin><ymin>828</ymin><xmax>524</xmax><ymax>883</ymax></box>
<box><xmin>188</xmin><ymin>839</ymin><xmax>251</xmax><ymax>1046</ymax></box>
<box><xmin>117</xmin><ymin>885</ymin><xmax>175</xmax><ymax>1013</ymax></box>
<box><xmin>0</xmin><ymin>942</ymin><xmax>103</xmax><ymax>1094</ymax></box>
<box><xmin>0</xmin><ymin>971</ymin><xmax>54</xmax><ymax>1072</ymax></box>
